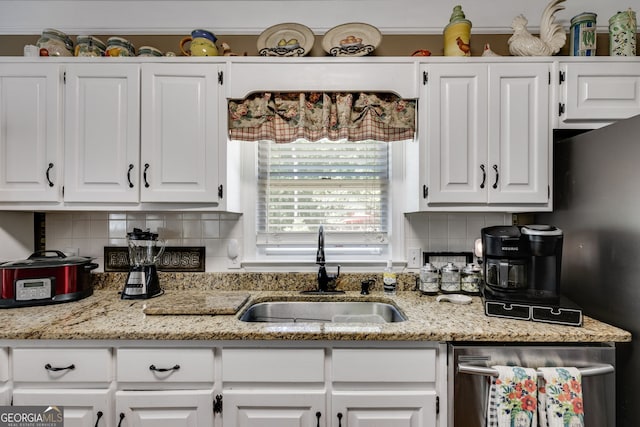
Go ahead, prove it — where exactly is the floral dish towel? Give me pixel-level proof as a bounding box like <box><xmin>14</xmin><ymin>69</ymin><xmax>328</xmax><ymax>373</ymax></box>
<box><xmin>538</xmin><ymin>367</ymin><xmax>584</xmax><ymax>427</ymax></box>
<box><xmin>488</xmin><ymin>365</ymin><xmax>538</xmax><ymax>427</ymax></box>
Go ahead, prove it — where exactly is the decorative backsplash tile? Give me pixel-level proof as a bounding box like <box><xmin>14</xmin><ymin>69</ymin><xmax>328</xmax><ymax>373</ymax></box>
<box><xmin>45</xmin><ymin>211</ymin><xmax>510</xmax><ymax>272</ymax></box>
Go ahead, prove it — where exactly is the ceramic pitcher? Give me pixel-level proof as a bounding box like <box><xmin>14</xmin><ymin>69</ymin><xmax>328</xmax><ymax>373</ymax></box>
<box><xmin>180</xmin><ymin>29</ymin><xmax>218</xmax><ymax>56</ymax></box>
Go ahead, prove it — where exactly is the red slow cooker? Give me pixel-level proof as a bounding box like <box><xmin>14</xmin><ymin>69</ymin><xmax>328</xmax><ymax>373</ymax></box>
<box><xmin>0</xmin><ymin>250</ymin><xmax>99</xmax><ymax>308</ymax></box>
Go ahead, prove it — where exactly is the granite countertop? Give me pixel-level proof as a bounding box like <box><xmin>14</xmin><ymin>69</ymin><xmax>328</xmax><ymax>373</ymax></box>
<box><xmin>0</xmin><ymin>284</ymin><xmax>630</xmax><ymax>342</ymax></box>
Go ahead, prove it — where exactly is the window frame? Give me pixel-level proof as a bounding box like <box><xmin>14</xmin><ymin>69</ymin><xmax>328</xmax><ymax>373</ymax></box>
<box><xmin>240</xmin><ymin>138</ymin><xmax>410</xmax><ymax>271</ymax></box>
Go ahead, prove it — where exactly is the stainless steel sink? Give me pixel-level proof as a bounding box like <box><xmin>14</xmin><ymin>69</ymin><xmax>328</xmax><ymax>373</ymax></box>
<box><xmin>238</xmin><ymin>301</ymin><xmax>406</xmax><ymax>323</ymax></box>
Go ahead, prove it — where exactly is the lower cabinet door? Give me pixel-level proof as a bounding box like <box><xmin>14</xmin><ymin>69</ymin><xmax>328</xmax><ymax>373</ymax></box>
<box><xmin>12</xmin><ymin>388</ymin><xmax>112</xmax><ymax>427</ymax></box>
<box><xmin>223</xmin><ymin>390</ymin><xmax>326</xmax><ymax>427</ymax></box>
<box><xmin>115</xmin><ymin>389</ymin><xmax>214</xmax><ymax>427</ymax></box>
<box><xmin>332</xmin><ymin>391</ymin><xmax>437</xmax><ymax>427</ymax></box>
<box><xmin>0</xmin><ymin>383</ymin><xmax>10</xmax><ymax>405</ymax></box>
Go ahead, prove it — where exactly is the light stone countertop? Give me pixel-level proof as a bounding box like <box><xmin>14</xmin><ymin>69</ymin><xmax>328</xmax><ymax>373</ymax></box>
<box><xmin>0</xmin><ymin>287</ymin><xmax>630</xmax><ymax>343</ymax></box>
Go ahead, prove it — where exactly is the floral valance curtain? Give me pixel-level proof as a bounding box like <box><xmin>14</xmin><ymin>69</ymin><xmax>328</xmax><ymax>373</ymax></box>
<box><xmin>228</xmin><ymin>92</ymin><xmax>416</xmax><ymax>143</ymax></box>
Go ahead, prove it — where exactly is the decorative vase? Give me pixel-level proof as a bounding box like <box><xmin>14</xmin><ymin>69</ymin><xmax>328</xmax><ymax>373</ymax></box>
<box><xmin>444</xmin><ymin>5</ymin><xmax>472</xmax><ymax>56</ymax></box>
<box><xmin>609</xmin><ymin>9</ymin><xmax>637</xmax><ymax>56</ymax></box>
<box><xmin>570</xmin><ymin>12</ymin><xmax>597</xmax><ymax>56</ymax></box>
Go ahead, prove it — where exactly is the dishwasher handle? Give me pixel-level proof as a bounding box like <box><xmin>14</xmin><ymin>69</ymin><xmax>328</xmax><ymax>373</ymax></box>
<box><xmin>457</xmin><ymin>363</ymin><xmax>614</xmax><ymax>378</ymax></box>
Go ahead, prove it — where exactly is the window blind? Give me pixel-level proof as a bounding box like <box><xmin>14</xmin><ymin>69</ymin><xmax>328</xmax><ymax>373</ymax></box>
<box><xmin>257</xmin><ymin>138</ymin><xmax>389</xmax><ymax>235</ymax></box>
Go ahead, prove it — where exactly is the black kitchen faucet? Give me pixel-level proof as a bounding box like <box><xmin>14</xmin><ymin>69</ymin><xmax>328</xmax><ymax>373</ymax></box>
<box><xmin>302</xmin><ymin>225</ymin><xmax>342</xmax><ymax>294</ymax></box>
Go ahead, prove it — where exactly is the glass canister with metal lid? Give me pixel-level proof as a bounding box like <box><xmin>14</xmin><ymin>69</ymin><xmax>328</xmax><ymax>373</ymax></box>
<box><xmin>36</xmin><ymin>28</ymin><xmax>74</xmax><ymax>56</ymax></box>
<box><xmin>75</xmin><ymin>35</ymin><xmax>106</xmax><ymax>57</ymax></box>
<box><xmin>440</xmin><ymin>262</ymin><xmax>461</xmax><ymax>293</ymax></box>
<box><xmin>418</xmin><ymin>262</ymin><xmax>440</xmax><ymax>295</ymax></box>
<box><xmin>461</xmin><ymin>263</ymin><xmax>482</xmax><ymax>295</ymax></box>
<box><xmin>105</xmin><ymin>37</ymin><xmax>136</xmax><ymax>57</ymax></box>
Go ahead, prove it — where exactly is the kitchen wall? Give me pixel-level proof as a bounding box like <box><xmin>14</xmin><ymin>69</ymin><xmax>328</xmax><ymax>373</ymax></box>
<box><xmin>44</xmin><ymin>211</ymin><xmax>510</xmax><ymax>272</ymax></box>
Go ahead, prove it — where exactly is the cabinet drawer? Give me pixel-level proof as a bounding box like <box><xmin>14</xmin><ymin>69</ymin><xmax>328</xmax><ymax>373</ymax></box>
<box><xmin>0</xmin><ymin>348</ymin><xmax>8</xmax><ymax>381</ymax></box>
<box><xmin>117</xmin><ymin>348</ymin><xmax>214</xmax><ymax>383</ymax></box>
<box><xmin>13</xmin><ymin>348</ymin><xmax>112</xmax><ymax>383</ymax></box>
<box><xmin>332</xmin><ymin>349</ymin><xmax>436</xmax><ymax>383</ymax></box>
<box><xmin>222</xmin><ymin>348</ymin><xmax>324</xmax><ymax>382</ymax></box>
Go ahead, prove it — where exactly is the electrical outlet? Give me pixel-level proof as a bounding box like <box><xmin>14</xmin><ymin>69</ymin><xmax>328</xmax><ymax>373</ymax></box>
<box><xmin>408</xmin><ymin>247</ymin><xmax>422</xmax><ymax>269</ymax></box>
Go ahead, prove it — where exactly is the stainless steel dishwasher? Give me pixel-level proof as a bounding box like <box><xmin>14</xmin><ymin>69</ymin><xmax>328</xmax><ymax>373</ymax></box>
<box><xmin>448</xmin><ymin>343</ymin><xmax>616</xmax><ymax>426</ymax></box>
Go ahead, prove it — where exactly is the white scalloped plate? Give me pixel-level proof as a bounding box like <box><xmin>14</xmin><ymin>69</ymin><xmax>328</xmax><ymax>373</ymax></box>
<box><xmin>322</xmin><ymin>22</ymin><xmax>382</xmax><ymax>56</ymax></box>
<box><xmin>257</xmin><ymin>23</ymin><xmax>315</xmax><ymax>57</ymax></box>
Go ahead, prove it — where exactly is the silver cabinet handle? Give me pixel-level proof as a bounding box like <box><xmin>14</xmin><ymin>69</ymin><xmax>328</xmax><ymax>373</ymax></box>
<box><xmin>457</xmin><ymin>362</ymin><xmax>614</xmax><ymax>378</ymax></box>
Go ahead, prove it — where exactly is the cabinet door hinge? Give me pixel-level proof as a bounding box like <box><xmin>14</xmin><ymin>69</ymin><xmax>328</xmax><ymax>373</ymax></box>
<box><xmin>558</xmin><ymin>103</ymin><xmax>565</xmax><ymax>117</ymax></box>
<box><xmin>548</xmin><ymin>185</ymin><xmax>551</xmax><ymax>200</ymax></box>
<box><xmin>559</xmin><ymin>70</ymin><xmax>565</xmax><ymax>85</ymax></box>
<box><xmin>422</xmin><ymin>71</ymin><xmax>428</xmax><ymax>85</ymax></box>
<box><xmin>213</xmin><ymin>394</ymin><xmax>223</xmax><ymax>414</ymax></box>
<box><xmin>218</xmin><ymin>184</ymin><xmax>224</xmax><ymax>199</ymax></box>
<box><xmin>436</xmin><ymin>396</ymin><xmax>440</xmax><ymax>414</ymax></box>
<box><xmin>62</xmin><ymin>186</ymin><xmax>64</xmax><ymax>197</ymax></box>
<box><xmin>422</xmin><ymin>185</ymin><xmax>428</xmax><ymax>199</ymax></box>
<box><xmin>218</xmin><ymin>71</ymin><xmax>224</xmax><ymax>85</ymax></box>
<box><xmin>63</xmin><ymin>71</ymin><xmax>66</xmax><ymax>84</ymax></box>
<box><xmin>548</xmin><ymin>71</ymin><xmax>551</xmax><ymax>85</ymax></box>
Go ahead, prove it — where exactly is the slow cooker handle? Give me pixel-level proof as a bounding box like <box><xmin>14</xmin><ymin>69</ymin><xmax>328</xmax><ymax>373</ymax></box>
<box><xmin>28</xmin><ymin>250</ymin><xmax>67</xmax><ymax>259</ymax></box>
<box><xmin>85</xmin><ymin>262</ymin><xmax>100</xmax><ymax>271</ymax></box>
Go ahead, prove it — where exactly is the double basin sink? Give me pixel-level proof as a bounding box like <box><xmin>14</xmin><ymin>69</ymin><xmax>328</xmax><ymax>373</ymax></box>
<box><xmin>239</xmin><ymin>300</ymin><xmax>407</xmax><ymax>323</ymax></box>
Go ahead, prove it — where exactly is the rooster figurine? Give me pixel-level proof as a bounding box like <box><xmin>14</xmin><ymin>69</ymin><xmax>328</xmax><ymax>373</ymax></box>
<box><xmin>508</xmin><ymin>0</ymin><xmax>567</xmax><ymax>56</ymax></box>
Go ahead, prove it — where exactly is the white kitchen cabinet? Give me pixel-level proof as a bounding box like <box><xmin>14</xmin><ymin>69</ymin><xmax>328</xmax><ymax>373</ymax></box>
<box><xmin>115</xmin><ymin>389</ymin><xmax>215</xmax><ymax>427</ymax></box>
<box><xmin>11</xmin><ymin>348</ymin><xmax>113</xmax><ymax>426</ymax></box>
<box><xmin>0</xmin><ymin>63</ymin><xmax>62</xmax><ymax>203</ymax></box>
<box><xmin>13</xmin><ymin>388</ymin><xmax>113</xmax><ymax>427</ymax></box>
<box><xmin>140</xmin><ymin>64</ymin><xmax>223</xmax><ymax>203</ymax></box>
<box><xmin>331</xmin><ymin>348</ymin><xmax>438</xmax><ymax>427</ymax></box>
<box><xmin>0</xmin><ymin>348</ymin><xmax>8</xmax><ymax>405</ymax></box>
<box><xmin>332</xmin><ymin>391</ymin><xmax>436</xmax><ymax>427</ymax></box>
<box><xmin>116</xmin><ymin>348</ymin><xmax>216</xmax><ymax>427</ymax></box>
<box><xmin>558</xmin><ymin>61</ymin><xmax>640</xmax><ymax>129</ymax></box>
<box><xmin>222</xmin><ymin>348</ymin><xmax>325</xmax><ymax>427</ymax></box>
<box><xmin>222</xmin><ymin>346</ymin><xmax>442</xmax><ymax>427</ymax></box>
<box><xmin>414</xmin><ymin>62</ymin><xmax>550</xmax><ymax>211</ymax></box>
<box><xmin>63</xmin><ymin>64</ymin><xmax>140</xmax><ymax>203</ymax></box>
<box><xmin>223</xmin><ymin>390</ymin><xmax>326</xmax><ymax>427</ymax></box>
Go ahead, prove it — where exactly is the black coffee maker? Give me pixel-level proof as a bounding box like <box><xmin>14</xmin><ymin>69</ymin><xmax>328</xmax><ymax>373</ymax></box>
<box><xmin>481</xmin><ymin>224</ymin><xmax>563</xmax><ymax>303</ymax></box>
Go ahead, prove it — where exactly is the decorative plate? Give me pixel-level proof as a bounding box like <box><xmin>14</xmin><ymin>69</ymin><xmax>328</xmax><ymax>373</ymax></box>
<box><xmin>322</xmin><ymin>22</ymin><xmax>382</xmax><ymax>57</ymax></box>
<box><xmin>257</xmin><ymin>23</ymin><xmax>315</xmax><ymax>57</ymax></box>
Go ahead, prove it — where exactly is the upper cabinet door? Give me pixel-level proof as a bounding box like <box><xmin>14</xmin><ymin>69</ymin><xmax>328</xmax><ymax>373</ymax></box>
<box><xmin>0</xmin><ymin>64</ymin><xmax>61</xmax><ymax>202</ymax></box>
<box><xmin>560</xmin><ymin>62</ymin><xmax>640</xmax><ymax>128</ymax></box>
<box><xmin>141</xmin><ymin>64</ymin><xmax>221</xmax><ymax>203</ymax></box>
<box><xmin>488</xmin><ymin>63</ymin><xmax>549</xmax><ymax>205</ymax></box>
<box><xmin>64</xmin><ymin>64</ymin><xmax>141</xmax><ymax>203</ymax></box>
<box><xmin>424</xmin><ymin>64</ymin><xmax>489</xmax><ymax>205</ymax></box>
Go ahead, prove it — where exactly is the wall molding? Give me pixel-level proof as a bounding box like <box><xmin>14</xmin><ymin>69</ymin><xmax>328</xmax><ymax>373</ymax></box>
<box><xmin>0</xmin><ymin>0</ymin><xmax>629</xmax><ymax>35</ymax></box>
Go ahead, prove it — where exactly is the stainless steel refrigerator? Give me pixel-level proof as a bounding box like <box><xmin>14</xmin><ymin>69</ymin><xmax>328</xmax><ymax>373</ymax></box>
<box><xmin>538</xmin><ymin>114</ymin><xmax>640</xmax><ymax>426</ymax></box>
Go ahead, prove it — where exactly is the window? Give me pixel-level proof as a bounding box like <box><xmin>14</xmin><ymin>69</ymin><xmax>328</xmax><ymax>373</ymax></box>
<box><xmin>258</xmin><ymin>138</ymin><xmax>388</xmax><ymax>234</ymax></box>
<box><xmin>229</xmin><ymin>91</ymin><xmax>416</xmax><ymax>264</ymax></box>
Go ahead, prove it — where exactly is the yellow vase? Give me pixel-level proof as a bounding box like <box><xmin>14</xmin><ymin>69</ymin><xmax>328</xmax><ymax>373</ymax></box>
<box><xmin>444</xmin><ymin>5</ymin><xmax>472</xmax><ymax>56</ymax></box>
